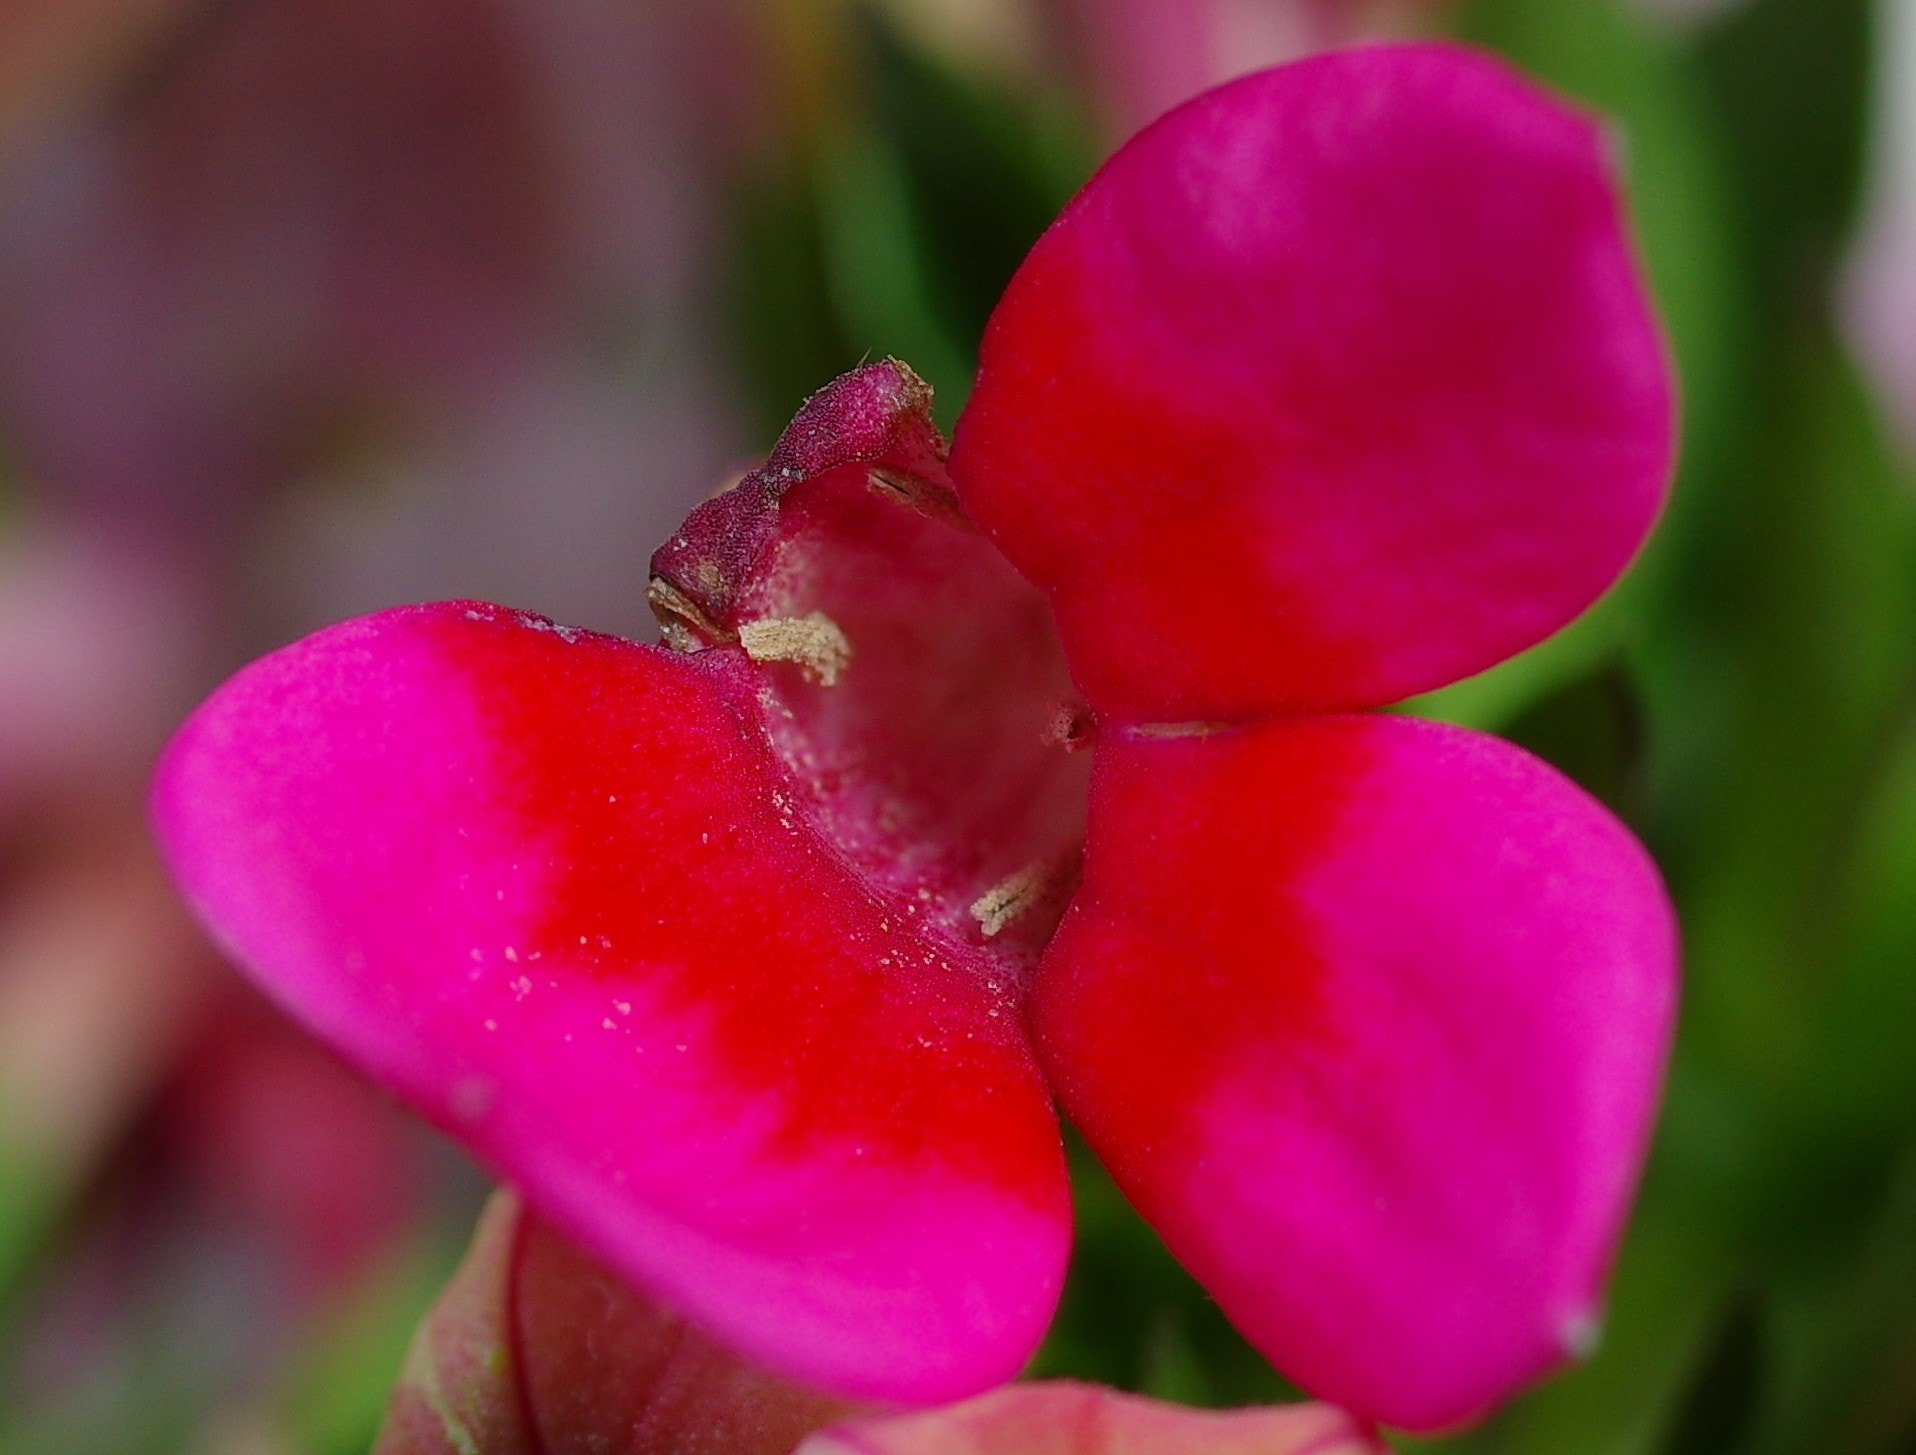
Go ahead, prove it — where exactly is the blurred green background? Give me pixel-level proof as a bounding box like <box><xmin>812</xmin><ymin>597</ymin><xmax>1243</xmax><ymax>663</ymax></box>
<box><xmin>2</xmin><ymin>0</ymin><xmax>1914</xmax><ymax>1450</ymax></box>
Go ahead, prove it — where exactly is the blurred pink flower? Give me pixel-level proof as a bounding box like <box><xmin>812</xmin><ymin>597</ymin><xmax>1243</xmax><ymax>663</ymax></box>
<box><xmin>1053</xmin><ymin>0</ymin><xmax>1435</xmax><ymax>137</ymax></box>
<box><xmin>0</xmin><ymin>525</ymin><xmax>203</xmax><ymax>807</ymax></box>
<box><xmin>0</xmin><ymin>0</ymin><xmax>550</xmax><ymax>524</ymax></box>
<box><xmin>1844</xmin><ymin>0</ymin><xmax>1916</xmax><ymax>450</ymax></box>
<box><xmin>0</xmin><ymin>534</ymin><xmax>430</xmax><ymax>1442</ymax></box>
<box><xmin>0</xmin><ymin>0</ymin><xmax>753</xmax><ymax>568</ymax></box>
<box><xmin>0</xmin><ymin>525</ymin><xmax>215</xmax><ymax>1209</ymax></box>
<box><xmin>0</xmin><ymin>0</ymin><xmax>768</xmax><ymax>1440</ymax></box>
<box><xmin>161</xmin><ymin>986</ymin><xmax>425</xmax><ymax>1306</ymax></box>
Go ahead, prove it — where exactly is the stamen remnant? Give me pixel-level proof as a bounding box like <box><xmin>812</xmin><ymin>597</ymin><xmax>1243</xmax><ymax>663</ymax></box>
<box><xmin>971</xmin><ymin>860</ymin><xmax>1057</xmax><ymax>938</ymax></box>
<box><xmin>1126</xmin><ymin>720</ymin><xmax>1229</xmax><ymax>740</ymax></box>
<box><xmin>647</xmin><ymin>576</ymin><xmax>723</xmax><ymax>653</ymax></box>
<box><xmin>739</xmin><ymin>612</ymin><xmax>853</xmax><ymax>685</ymax></box>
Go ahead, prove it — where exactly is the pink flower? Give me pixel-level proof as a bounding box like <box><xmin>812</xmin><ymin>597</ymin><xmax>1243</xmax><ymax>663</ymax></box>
<box><xmin>154</xmin><ymin>44</ymin><xmax>1678</xmax><ymax>1433</ymax></box>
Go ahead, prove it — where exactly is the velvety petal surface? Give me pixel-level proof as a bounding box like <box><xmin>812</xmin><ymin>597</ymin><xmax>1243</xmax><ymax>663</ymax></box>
<box><xmin>799</xmin><ymin>1383</ymin><xmax>1383</xmax><ymax>1455</ymax></box>
<box><xmin>153</xmin><ymin>601</ymin><xmax>1072</xmax><ymax>1404</ymax></box>
<box><xmin>949</xmin><ymin>43</ymin><xmax>1674</xmax><ymax>719</ymax></box>
<box><xmin>1032</xmin><ymin>715</ymin><xmax>1677</xmax><ymax>1430</ymax></box>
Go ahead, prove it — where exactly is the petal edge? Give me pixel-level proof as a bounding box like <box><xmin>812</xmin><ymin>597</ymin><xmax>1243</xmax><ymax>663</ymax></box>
<box><xmin>951</xmin><ymin>43</ymin><xmax>1675</xmax><ymax>718</ymax></box>
<box><xmin>1034</xmin><ymin>714</ymin><xmax>1677</xmax><ymax>1429</ymax></box>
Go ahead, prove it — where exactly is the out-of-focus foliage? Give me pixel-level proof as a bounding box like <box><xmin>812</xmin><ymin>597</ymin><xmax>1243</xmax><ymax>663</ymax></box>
<box><xmin>6</xmin><ymin>0</ymin><xmax>1916</xmax><ymax>1450</ymax></box>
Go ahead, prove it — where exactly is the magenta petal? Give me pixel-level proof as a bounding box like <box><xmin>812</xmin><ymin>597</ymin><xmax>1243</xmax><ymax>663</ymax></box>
<box><xmin>949</xmin><ymin>43</ymin><xmax>1675</xmax><ymax>719</ymax></box>
<box><xmin>1032</xmin><ymin>715</ymin><xmax>1677</xmax><ymax>1430</ymax></box>
<box><xmin>153</xmin><ymin>602</ymin><xmax>1071</xmax><ymax>1404</ymax></box>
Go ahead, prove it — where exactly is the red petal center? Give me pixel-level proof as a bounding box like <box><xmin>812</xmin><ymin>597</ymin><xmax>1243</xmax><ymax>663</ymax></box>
<box><xmin>649</xmin><ymin>362</ymin><xmax>1091</xmax><ymax>982</ymax></box>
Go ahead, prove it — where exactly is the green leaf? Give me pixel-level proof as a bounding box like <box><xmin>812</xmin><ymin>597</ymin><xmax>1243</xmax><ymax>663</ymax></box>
<box><xmin>726</xmin><ymin>163</ymin><xmax>861</xmax><ymax>445</ymax></box>
<box><xmin>814</xmin><ymin>122</ymin><xmax>978</xmax><ymax>425</ymax></box>
<box><xmin>1749</xmin><ymin>1148</ymin><xmax>1916</xmax><ymax>1455</ymax></box>
<box><xmin>1500</xmin><ymin>660</ymin><xmax>1645</xmax><ymax>818</ymax></box>
<box><xmin>1694</xmin><ymin>0</ymin><xmax>1873</xmax><ymax>321</ymax></box>
<box><xmin>856</xmin><ymin>7</ymin><xmax>1090</xmax><ymax>346</ymax></box>
<box><xmin>1658</xmin><ymin>1293</ymin><xmax>1766</xmax><ymax>1455</ymax></box>
<box><xmin>0</xmin><ymin>1136</ymin><xmax>61</xmax><ymax>1306</ymax></box>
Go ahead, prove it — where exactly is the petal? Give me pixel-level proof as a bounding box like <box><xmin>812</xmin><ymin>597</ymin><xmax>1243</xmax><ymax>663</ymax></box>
<box><xmin>799</xmin><ymin>1382</ymin><xmax>1383</xmax><ymax>1455</ymax></box>
<box><xmin>154</xmin><ymin>601</ymin><xmax>1071</xmax><ymax>1404</ymax></box>
<box><xmin>377</xmin><ymin>1189</ymin><xmax>854</xmax><ymax>1455</ymax></box>
<box><xmin>1031</xmin><ymin>715</ymin><xmax>1676</xmax><ymax>1430</ymax></box>
<box><xmin>949</xmin><ymin>44</ymin><xmax>1674</xmax><ymax>720</ymax></box>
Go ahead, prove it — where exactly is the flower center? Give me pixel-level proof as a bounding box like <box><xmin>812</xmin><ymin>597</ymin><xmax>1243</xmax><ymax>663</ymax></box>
<box><xmin>647</xmin><ymin>364</ymin><xmax>1090</xmax><ymax>979</ymax></box>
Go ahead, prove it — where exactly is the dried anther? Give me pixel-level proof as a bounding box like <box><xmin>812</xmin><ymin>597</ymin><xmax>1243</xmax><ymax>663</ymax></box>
<box><xmin>737</xmin><ymin>613</ymin><xmax>852</xmax><ymax>685</ymax></box>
